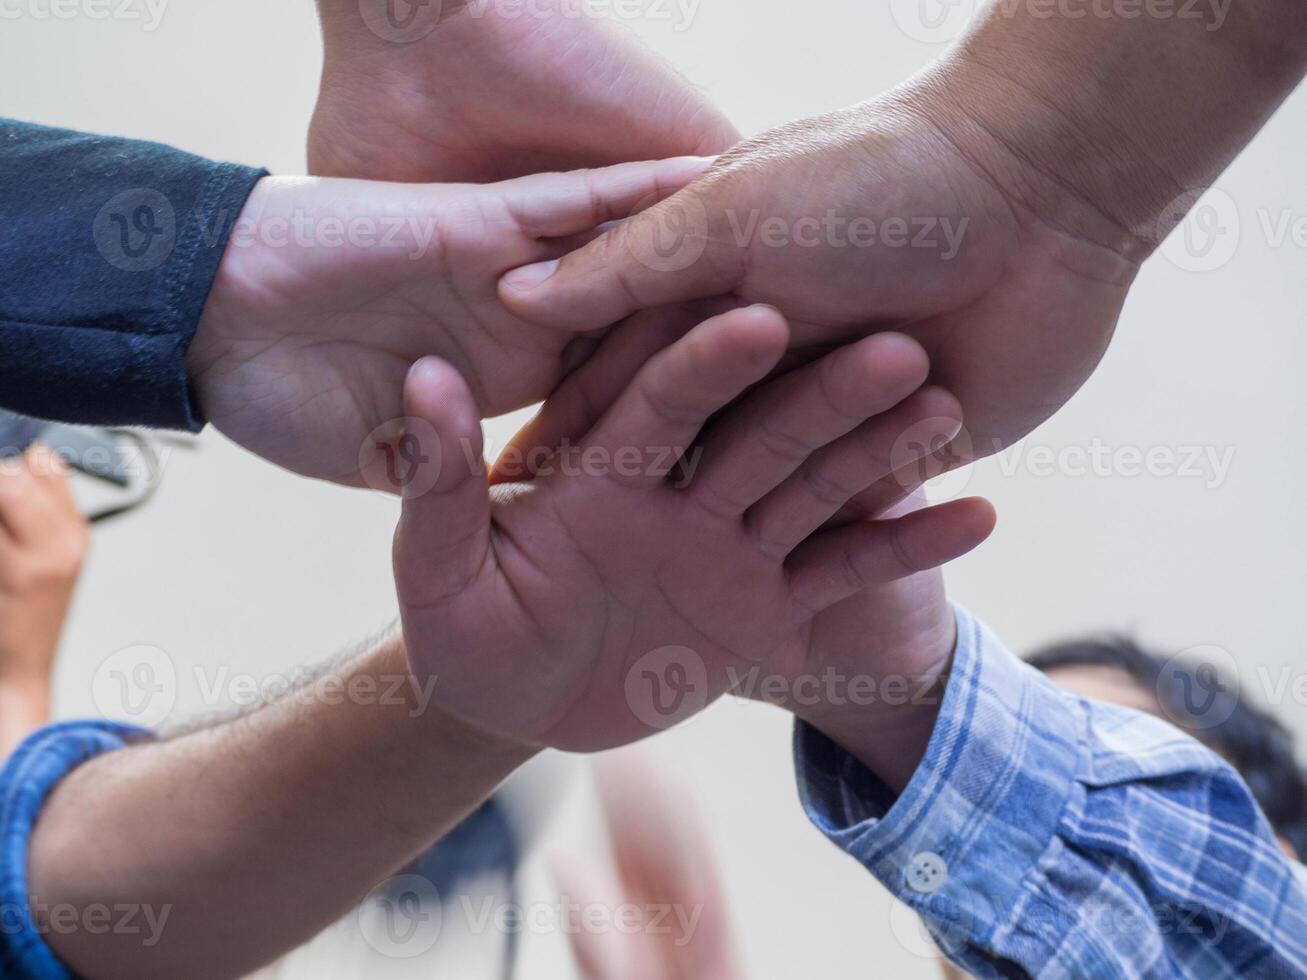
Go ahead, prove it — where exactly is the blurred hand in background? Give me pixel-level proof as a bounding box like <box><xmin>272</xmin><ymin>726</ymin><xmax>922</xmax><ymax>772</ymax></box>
<box><xmin>0</xmin><ymin>445</ymin><xmax>88</xmax><ymax>757</ymax></box>
<box><xmin>557</xmin><ymin>754</ymin><xmax>744</xmax><ymax>980</ymax></box>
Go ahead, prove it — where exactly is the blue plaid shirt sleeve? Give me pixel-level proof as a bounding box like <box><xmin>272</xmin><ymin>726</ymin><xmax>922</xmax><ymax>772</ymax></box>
<box><xmin>0</xmin><ymin>721</ymin><xmax>154</xmax><ymax>980</ymax></box>
<box><xmin>795</xmin><ymin>604</ymin><xmax>1307</xmax><ymax>979</ymax></box>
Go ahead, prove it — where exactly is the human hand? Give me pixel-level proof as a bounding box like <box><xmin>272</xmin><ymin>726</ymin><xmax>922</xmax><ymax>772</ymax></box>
<box><xmin>497</xmin><ymin>78</ymin><xmax>1139</xmax><ymax>466</ymax></box>
<box><xmin>556</xmin><ymin>754</ymin><xmax>742</xmax><ymax>980</ymax></box>
<box><xmin>759</xmin><ymin>487</ymin><xmax>994</xmax><ymax>794</ymax></box>
<box><xmin>393</xmin><ymin>305</ymin><xmax>987</xmax><ymax>750</ymax></box>
<box><xmin>0</xmin><ymin>445</ymin><xmax>88</xmax><ymax>685</ymax></box>
<box><xmin>310</xmin><ymin>0</ymin><xmax>738</xmax><ymax>183</ymax></box>
<box><xmin>490</xmin><ymin>310</ymin><xmax>993</xmax><ymax>788</ymax></box>
<box><xmin>187</xmin><ymin>157</ymin><xmax>710</xmax><ymax>488</ymax></box>
<box><xmin>0</xmin><ymin>445</ymin><xmax>88</xmax><ymax>753</ymax></box>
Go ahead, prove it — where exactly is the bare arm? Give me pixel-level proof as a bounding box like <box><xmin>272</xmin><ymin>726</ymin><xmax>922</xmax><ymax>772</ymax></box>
<box><xmin>499</xmin><ymin>0</ymin><xmax>1307</xmax><ymax>473</ymax></box>
<box><xmin>25</xmin><ymin>634</ymin><xmax>534</xmax><ymax>980</ymax></box>
<box><xmin>921</xmin><ymin>0</ymin><xmax>1307</xmax><ymax>252</ymax></box>
<box><xmin>0</xmin><ymin>447</ymin><xmax>87</xmax><ymax>759</ymax></box>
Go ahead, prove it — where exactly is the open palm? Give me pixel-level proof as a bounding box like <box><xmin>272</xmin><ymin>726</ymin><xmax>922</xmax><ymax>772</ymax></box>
<box><xmin>394</xmin><ymin>306</ymin><xmax>989</xmax><ymax>750</ymax></box>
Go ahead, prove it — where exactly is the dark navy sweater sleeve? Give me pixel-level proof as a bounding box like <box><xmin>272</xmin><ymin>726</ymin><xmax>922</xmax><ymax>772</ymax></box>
<box><xmin>0</xmin><ymin>118</ymin><xmax>266</xmax><ymax>431</ymax></box>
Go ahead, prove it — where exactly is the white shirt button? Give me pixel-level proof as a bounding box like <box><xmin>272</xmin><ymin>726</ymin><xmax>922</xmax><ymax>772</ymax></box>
<box><xmin>906</xmin><ymin>852</ymin><xmax>948</xmax><ymax>894</ymax></box>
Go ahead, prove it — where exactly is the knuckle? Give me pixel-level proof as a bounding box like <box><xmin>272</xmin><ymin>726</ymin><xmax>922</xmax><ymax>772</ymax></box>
<box><xmin>889</xmin><ymin>522</ymin><xmax>923</xmax><ymax>576</ymax></box>
<box><xmin>756</xmin><ymin>421</ymin><xmax>814</xmax><ymax>466</ymax></box>
<box><xmin>839</xmin><ymin>549</ymin><xmax>869</xmax><ymax>592</ymax></box>
<box><xmin>817</xmin><ymin>353</ymin><xmax>869</xmax><ymax>426</ymax></box>
<box><xmin>800</xmin><ymin>462</ymin><xmax>857</xmax><ymax>507</ymax></box>
<box><xmin>638</xmin><ymin>382</ymin><xmax>701</xmax><ymax>428</ymax></box>
<box><xmin>693</xmin><ymin>480</ymin><xmax>750</xmax><ymax>521</ymax></box>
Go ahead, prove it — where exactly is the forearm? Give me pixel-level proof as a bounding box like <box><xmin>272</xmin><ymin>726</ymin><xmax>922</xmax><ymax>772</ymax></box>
<box><xmin>909</xmin><ymin>0</ymin><xmax>1307</xmax><ymax>253</ymax></box>
<box><xmin>794</xmin><ymin>605</ymin><xmax>1307</xmax><ymax>977</ymax></box>
<box><xmin>26</xmin><ymin>634</ymin><xmax>535</xmax><ymax>980</ymax></box>
<box><xmin>788</xmin><ymin>608</ymin><xmax>954</xmax><ymax>797</ymax></box>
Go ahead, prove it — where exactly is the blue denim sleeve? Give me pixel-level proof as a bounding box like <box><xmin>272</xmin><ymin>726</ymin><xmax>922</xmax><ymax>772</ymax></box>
<box><xmin>794</xmin><ymin>604</ymin><xmax>1307</xmax><ymax>979</ymax></box>
<box><xmin>0</xmin><ymin>118</ymin><xmax>266</xmax><ymax>431</ymax></box>
<box><xmin>0</xmin><ymin>721</ymin><xmax>154</xmax><ymax>980</ymax></box>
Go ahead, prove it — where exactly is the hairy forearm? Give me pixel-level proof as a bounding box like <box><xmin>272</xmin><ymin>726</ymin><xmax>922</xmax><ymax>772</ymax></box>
<box><xmin>910</xmin><ymin>0</ymin><xmax>1307</xmax><ymax>254</ymax></box>
<box><xmin>26</xmin><ymin>634</ymin><xmax>535</xmax><ymax>980</ymax></box>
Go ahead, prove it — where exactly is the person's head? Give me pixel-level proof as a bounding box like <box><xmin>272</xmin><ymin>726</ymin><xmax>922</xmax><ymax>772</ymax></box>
<box><xmin>1027</xmin><ymin>636</ymin><xmax>1307</xmax><ymax>861</ymax></box>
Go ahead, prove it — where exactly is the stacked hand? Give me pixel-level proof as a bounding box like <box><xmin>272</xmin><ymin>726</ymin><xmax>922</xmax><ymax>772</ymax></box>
<box><xmin>189</xmin><ymin>158</ymin><xmax>711</xmax><ymax>487</ymax></box>
<box><xmin>310</xmin><ymin>0</ymin><xmax>738</xmax><ymax>182</ymax></box>
<box><xmin>393</xmin><ymin>305</ymin><xmax>993</xmax><ymax>750</ymax></box>
<box><xmin>497</xmin><ymin>83</ymin><xmax>1139</xmax><ymax>466</ymax></box>
<box><xmin>193</xmin><ymin>5</ymin><xmax>1018</xmax><ymax>775</ymax></box>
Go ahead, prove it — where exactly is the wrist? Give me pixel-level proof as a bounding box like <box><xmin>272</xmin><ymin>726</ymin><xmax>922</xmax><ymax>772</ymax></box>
<box><xmin>903</xmin><ymin>0</ymin><xmax>1307</xmax><ymax>259</ymax></box>
<box><xmin>782</xmin><ymin>597</ymin><xmax>958</xmax><ymax>795</ymax></box>
<box><xmin>186</xmin><ymin>176</ymin><xmax>276</xmax><ymax>418</ymax></box>
<box><xmin>379</xmin><ymin>636</ymin><xmax>540</xmax><ymax>779</ymax></box>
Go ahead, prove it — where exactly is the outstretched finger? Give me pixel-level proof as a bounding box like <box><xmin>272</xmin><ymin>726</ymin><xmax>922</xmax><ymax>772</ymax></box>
<box><xmin>687</xmin><ymin>333</ymin><xmax>929</xmax><ymax>518</ymax></box>
<box><xmin>499</xmin><ymin>186</ymin><xmax>739</xmax><ymax>332</ymax></box>
<box><xmin>746</xmin><ymin>388</ymin><xmax>962</xmax><ymax>557</ymax></box>
<box><xmin>581</xmin><ymin>305</ymin><xmax>788</xmax><ymax>489</ymax></box>
<box><xmin>786</xmin><ymin>497</ymin><xmax>996</xmax><ymax>616</ymax></box>
<box><xmin>490</xmin><ymin>306</ymin><xmax>707</xmax><ymax>484</ymax></box>
<box><xmin>500</xmin><ymin>157</ymin><xmax>717</xmax><ymax>241</ymax></box>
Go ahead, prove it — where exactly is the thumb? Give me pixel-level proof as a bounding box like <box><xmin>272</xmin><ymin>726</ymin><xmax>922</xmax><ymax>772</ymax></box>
<box><xmin>393</xmin><ymin>358</ymin><xmax>492</xmax><ymax>609</ymax></box>
<box><xmin>498</xmin><ymin>187</ymin><xmax>740</xmax><ymax>332</ymax></box>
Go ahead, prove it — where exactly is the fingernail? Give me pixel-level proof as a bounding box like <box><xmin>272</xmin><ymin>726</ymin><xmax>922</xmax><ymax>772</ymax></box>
<box><xmin>502</xmin><ymin>259</ymin><xmax>559</xmax><ymax>294</ymax></box>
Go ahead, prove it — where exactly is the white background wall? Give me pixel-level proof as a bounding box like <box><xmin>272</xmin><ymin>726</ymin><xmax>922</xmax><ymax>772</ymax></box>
<box><xmin>3</xmin><ymin>1</ymin><xmax>1307</xmax><ymax>976</ymax></box>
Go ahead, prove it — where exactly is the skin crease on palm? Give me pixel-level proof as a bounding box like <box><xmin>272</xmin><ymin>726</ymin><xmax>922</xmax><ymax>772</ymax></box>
<box><xmin>393</xmin><ymin>305</ymin><xmax>996</xmax><ymax>751</ymax></box>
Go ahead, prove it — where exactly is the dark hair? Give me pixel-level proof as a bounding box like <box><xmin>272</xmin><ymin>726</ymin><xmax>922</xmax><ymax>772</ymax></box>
<box><xmin>1027</xmin><ymin>636</ymin><xmax>1307</xmax><ymax>859</ymax></box>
